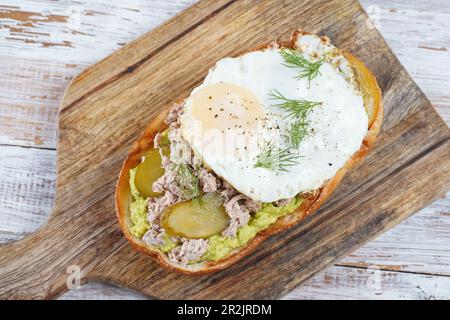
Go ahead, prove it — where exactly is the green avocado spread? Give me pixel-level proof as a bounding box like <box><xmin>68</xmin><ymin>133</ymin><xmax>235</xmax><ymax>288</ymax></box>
<box><xmin>129</xmin><ymin>168</ymin><xmax>150</xmax><ymax>238</ymax></box>
<box><xmin>129</xmin><ymin>164</ymin><xmax>302</xmax><ymax>261</ymax></box>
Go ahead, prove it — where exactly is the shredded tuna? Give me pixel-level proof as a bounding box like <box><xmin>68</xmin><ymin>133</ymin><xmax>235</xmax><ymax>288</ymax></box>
<box><xmin>160</xmin><ymin>156</ymin><xmax>171</xmax><ymax>169</ymax></box>
<box><xmin>275</xmin><ymin>198</ymin><xmax>292</xmax><ymax>207</ymax></box>
<box><xmin>168</xmin><ymin>128</ymin><xmax>188</xmax><ymax>164</ymax></box>
<box><xmin>143</xmin><ymin>225</ymin><xmax>166</xmax><ymax>246</ymax></box>
<box><xmin>222</xmin><ymin>194</ymin><xmax>261</xmax><ymax>238</ymax></box>
<box><xmin>152</xmin><ymin>103</ymin><xmax>203</xmax><ymax>202</ymax></box>
<box><xmin>220</xmin><ymin>181</ymin><xmax>238</xmax><ymax>202</ymax></box>
<box><xmin>145</xmin><ymin>190</ymin><xmax>181</xmax><ymax>248</ymax></box>
<box><xmin>244</xmin><ymin>197</ymin><xmax>262</xmax><ymax>213</ymax></box>
<box><xmin>199</xmin><ymin>168</ymin><xmax>221</xmax><ymax>193</ymax></box>
<box><xmin>164</xmin><ymin>102</ymin><xmax>184</xmax><ymax>126</ymax></box>
<box><xmin>168</xmin><ymin>128</ymin><xmax>202</xmax><ymax>167</ymax></box>
<box><xmin>168</xmin><ymin>239</ymin><xmax>209</xmax><ymax>264</ymax></box>
<box><xmin>152</xmin><ymin>168</ymin><xmax>186</xmax><ymax>198</ymax></box>
<box><xmin>222</xmin><ymin>220</ymin><xmax>241</xmax><ymax>239</ymax></box>
<box><xmin>152</xmin><ymin>170</ymin><xmax>170</xmax><ymax>194</ymax></box>
<box><xmin>147</xmin><ymin>191</ymin><xmax>179</xmax><ymax>225</ymax></box>
<box><xmin>153</xmin><ymin>132</ymin><xmax>164</xmax><ymax>150</ymax></box>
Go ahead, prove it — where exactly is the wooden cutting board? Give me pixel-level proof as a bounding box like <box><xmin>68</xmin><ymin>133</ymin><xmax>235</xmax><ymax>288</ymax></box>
<box><xmin>0</xmin><ymin>0</ymin><xmax>449</xmax><ymax>300</ymax></box>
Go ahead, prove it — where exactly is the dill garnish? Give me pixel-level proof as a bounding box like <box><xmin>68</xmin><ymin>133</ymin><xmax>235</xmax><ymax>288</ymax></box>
<box><xmin>268</xmin><ymin>89</ymin><xmax>321</xmax><ymax>150</ymax></box>
<box><xmin>289</xmin><ymin>117</ymin><xmax>310</xmax><ymax>149</ymax></box>
<box><xmin>254</xmin><ymin>141</ymin><xmax>301</xmax><ymax>172</ymax></box>
<box><xmin>280</xmin><ymin>48</ymin><xmax>324</xmax><ymax>85</ymax></box>
<box><xmin>268</xmin><ymin>89</ymin><xmax>322</xmax><ymax>119</ymax></box>
<box><xmin>175</xmin><ymin>163</ymin><xmax>204</xmax><ymax>208</ymax></box>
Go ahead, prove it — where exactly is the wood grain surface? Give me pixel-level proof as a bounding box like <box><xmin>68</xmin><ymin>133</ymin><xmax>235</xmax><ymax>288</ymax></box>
<box><xmin>0</xmin><ymin>0</ymin><xmax>449</xmax><ymax>299</ymax></box>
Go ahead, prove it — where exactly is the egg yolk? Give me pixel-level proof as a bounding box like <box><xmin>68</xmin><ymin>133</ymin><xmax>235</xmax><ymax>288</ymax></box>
<box><xmin>189</xmin><ymin>82</ymin><xmax>264</xmax><ymax>132</ymax></box>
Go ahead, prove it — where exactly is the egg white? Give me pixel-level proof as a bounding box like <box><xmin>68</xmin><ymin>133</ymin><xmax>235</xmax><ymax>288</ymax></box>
<box><xmin>180</xmin><ymin>36</ymin><xmax>368</xmax><ymax>202</ymax></box>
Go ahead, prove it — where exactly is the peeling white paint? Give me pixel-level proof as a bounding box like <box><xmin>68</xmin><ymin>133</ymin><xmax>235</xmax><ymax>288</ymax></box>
<box><xmin>0</xmin><ymin>0</ymin><xmax>196</xmax><ymax>62</ymax></box>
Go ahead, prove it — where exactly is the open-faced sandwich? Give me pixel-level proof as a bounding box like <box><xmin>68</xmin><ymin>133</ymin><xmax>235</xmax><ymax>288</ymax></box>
<box><xmin>115</xmin><ymin>30</ymin><xmax>383</xmax><ymax>274</ymax></box>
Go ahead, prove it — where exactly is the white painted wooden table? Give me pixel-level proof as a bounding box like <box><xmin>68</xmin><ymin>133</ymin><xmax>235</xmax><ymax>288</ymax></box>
<box><xmin>0</xmin><ymin>0</ymin><xmax>449</xmax><ymax>300</ymax></box>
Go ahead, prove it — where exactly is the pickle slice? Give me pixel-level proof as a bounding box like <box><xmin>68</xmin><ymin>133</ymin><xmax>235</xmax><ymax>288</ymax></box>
<box><xmin>162</xmin><ymin>193</ymin><xmax>230</xmax><ymax>239</ymax></box>
<box><xmin>134</xmin><ymin>148</ymin><xmax>165</xmax><ymax>198</ymax></box>
<box><xmin>158</xmin><ymin>133</ymin><xmax>171</xmax><ymax>158</ymax></box>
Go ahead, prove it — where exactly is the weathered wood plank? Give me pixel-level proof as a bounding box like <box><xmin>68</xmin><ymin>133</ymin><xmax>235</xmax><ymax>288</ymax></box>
<box><xmin>60</xmin><ymin>282</ymin><xmax>149</xmax><ymax>300</ymax></box>
<box><xmin>0</xmin><ymin>0</ymin><xmax>195</xmax><ymax>60</ymax></box>
<box><xmin>284</xmin><ymin>265</ymin><xmax>450</xmax><ymax>300</ymax></box>
<box><xmin>0</xmin><ymin>145</ymin><xmax>55</xmax><ymax>243</ymax></box>
<box><xmin>0</xmin><ymin>58</ymin><xmax>72</xmax><ymax>148</ymax></box>
<box><xmin>360</xmin><ymin>0</ymin><xmax>450</xmax><ymax>120</ymax></box>
<box><xmin>338</xmin><ymin>192</ymin><xmax>450</xmax><ymax>276</ymax></box>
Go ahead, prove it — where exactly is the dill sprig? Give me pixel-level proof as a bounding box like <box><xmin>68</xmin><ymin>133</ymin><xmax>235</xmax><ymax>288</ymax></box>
<box><xmin>289</xmin><ymin>117</ymin><xmax>310</xmax><ymax>149</ymax></box>
<box><xmin>254</xmin><ymin>141</ymin><xmax>301</xmax><ymax>172</ymax></box>
<box><xmin>193</xmin><ymin>197</ymin><xmax>206</xmax><ymax>211</ymax></box>
<box><xmin>268</xmin><ymin>89</ymin><xmax>322</xmax><ymax>119</ymax></box>
<box><xmin>175</xmin><ymin>163</ymin><xmax>204</xmax><ymax>208</ymax></box>
<box><xmin>268</xmin><ymin>89</ymin><xmax>321</xmax><ymax>149</ymax></box>
<box><xmin>280</xmin><ymin>48</ymin><xmax>324</xmax><ymax>85</ymax></box>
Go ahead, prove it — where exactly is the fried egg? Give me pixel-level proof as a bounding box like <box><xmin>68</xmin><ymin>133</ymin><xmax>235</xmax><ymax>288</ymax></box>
<box><xmin>181</xmin><ymin>34</ymin><xmax>368</xmax><ymax>202</ymax></box>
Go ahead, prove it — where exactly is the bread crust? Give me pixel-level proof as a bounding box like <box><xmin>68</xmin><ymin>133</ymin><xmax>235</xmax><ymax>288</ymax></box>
<box><xmin>115</xmin><ymin>30</ymin><xmax>383</xmax><ymax>274</ymax></box>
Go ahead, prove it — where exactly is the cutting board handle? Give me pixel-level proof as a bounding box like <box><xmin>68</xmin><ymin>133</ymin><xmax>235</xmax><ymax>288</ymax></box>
<box><xmin>0</xmin><ymin>212</ymin><xmax>79</xmax><ymax>299</ymax></box>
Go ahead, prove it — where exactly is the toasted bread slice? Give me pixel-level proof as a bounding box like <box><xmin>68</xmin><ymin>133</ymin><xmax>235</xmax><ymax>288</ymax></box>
<box><xmin>115</xmin><ymin>30</ymin><xmax>383</xmax><ymax>274</ymax></box>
